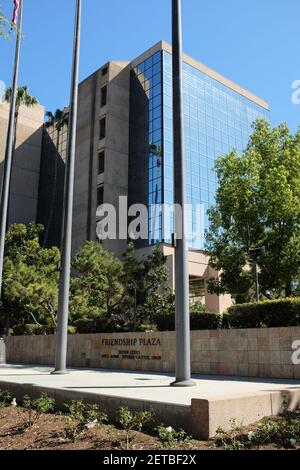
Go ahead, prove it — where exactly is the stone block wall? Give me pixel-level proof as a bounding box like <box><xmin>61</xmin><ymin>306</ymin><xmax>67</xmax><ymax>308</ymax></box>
<box><xmin>5</xmin><ymin>327</ymin><xmax>300</xmax><ymax>380</ymax></box>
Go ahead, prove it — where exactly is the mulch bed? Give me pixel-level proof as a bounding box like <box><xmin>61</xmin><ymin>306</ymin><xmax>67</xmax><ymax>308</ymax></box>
<box><xmin>0</xmin><ymin>407</ymin><xmax>299</xmax><ymax>451</ymax></box>
<box><xmin>0</xmin><ymin>407</ymin><xmax>208</xmax><ymax>451</ymax></box>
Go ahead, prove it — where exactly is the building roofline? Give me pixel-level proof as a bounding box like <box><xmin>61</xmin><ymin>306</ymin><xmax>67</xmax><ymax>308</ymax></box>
<box><xmin>131</xmin><ymin>40</ymin><xmax>269</xmax><ymax>110</ymax></box>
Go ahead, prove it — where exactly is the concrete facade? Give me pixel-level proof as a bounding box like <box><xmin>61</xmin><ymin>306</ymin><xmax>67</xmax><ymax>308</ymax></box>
<box><xmin>37</xmin><ymin>113</ymin><xmax>68</xmax><ymax>248</ymax></box>
<box><xmin>5</xmin><ymin>327</ymin><xmax>300</xmax><ymax>380</ymax></box>
<box><xmin>73</xmin><ymin>61</ymin><xmax>130</xmax><ymax>257</ymax></box>
<box><xmin>0</xmin><ymin>101</ymin><xmax>44</xmax><ymax>226</ymax></box>
<box><xmin>68</xmin><ymin>41</ymin><xmax>269</xmax><ymax>312</ymax></box>
<box><xmin>0</xmin><ymin>42</ymin><xmax>270</xmax><ymax>313</ymax></box>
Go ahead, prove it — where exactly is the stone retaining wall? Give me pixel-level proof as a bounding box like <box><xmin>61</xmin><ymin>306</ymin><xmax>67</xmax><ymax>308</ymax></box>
<box><xmin>5</xmin><ymin>327</ymin><xmax>300</xmax><ymax>379</ymax></box>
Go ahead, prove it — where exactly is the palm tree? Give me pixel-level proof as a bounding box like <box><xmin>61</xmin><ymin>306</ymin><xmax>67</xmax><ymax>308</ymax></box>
<box><xmin>4</xmin><ymin>86</ymin><xmax>38</xmax><ymax>150</ymax></box>
<box><xmin>45</xmin><ymin>109</ymin><xmax>68</xmax><ymax>154</ymax></box>
<box><xmin>44</xmin><ymin>109</ymin><xmax>69</xmax><ymax>246</ymax></box>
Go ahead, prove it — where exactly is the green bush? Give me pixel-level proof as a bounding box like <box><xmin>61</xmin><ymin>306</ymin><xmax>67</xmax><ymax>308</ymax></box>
<box><xmin>72</xmin><ymin>318</ymin><xmax>116</xmax><ymax>334</ymax></box>
<box><xmin>156</xmin><ymin>424</ymin><xmax>192</xmax><ymax>448</ymax></box>
<box><xmin>13</xmin><ymin>324</ymin><xmax>49</xmax><ymax>336</ymax></box>
<box><xmin>155</xmin><ymin>304</ymin><xmax>223</xmax><ymax>332</ymax></box>
<box><xmin>226</xmin><ymin>298</ymin><xmax>300</xmax><ymax>328</ymax></box>
<box><xmin>190</xmin><ymin>312</ymin><xmax>223</xmax><ymax>330</ymax></box>
<box><xmin>0</xmin><ymin>390</ymin><xmax>11</xmax><ymax>409</ymax></box>
<box><xmin>13</xmin><ymin>324</ymin><xmax>77</xmax><ymax>336</ymax></box>
<box><xmin>64</xmin><ymin>400</ymin><xmax>108</xmax><ymax>441</ymax></box>
<box><xmin>118</xmin><ymin>406</ymin><xmax>154</xmax><ymax>450</ymax></box>
<box><xmin>154</xmin><ymin>312</ymin><xmax>175</xmax><ymax>331</ymax></box>
<box><xmin>22</xmin><ymin>393</ymin><xmax>55</xmax><ymax>429</ymax></box>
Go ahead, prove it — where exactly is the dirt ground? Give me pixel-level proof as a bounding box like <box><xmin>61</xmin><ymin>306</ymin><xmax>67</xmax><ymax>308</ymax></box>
<box><xmin>0</xmin><ymin>407</ymin><xmax>299</xmax><ymax>451</ymax></box>
<box><xmin>0</xmin><ymin>407</ymin><xmax>207</xmax><ymax>451</ymax></box>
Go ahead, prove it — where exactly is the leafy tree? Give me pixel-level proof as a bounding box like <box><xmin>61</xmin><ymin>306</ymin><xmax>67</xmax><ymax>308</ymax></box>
<box><xmin>0</xmin><ymin>223</ymin><xmax>60</xmax><ymax>334</ymax></box>
<box><xmin>121</xmin><ymin>242</ymin><xmax>169</xmax><ymax>329</ymax></box>
<box><xmin>0</xmin><ymin>4</ymin><xmax>10</xmax><ymax>39</ymax></box>
<box><xmin>70</xmin><ymin>241</ymin><xmax>171</xmax><ymax>332</ymax></box>
<box><xmin>139</xmin><ymin>290</ymin><xmax>175</xmax><ymax>328</ymax></box>
<box><xmin>206</xmin><ymin>120</ymin><xmax>300</xmax><ymax>303</ymax></box>
<box><xmin>70</xmin><ymin>241</ymin><xmax>124</xmax><ymax>329</ymax></box>
<box><xmin>4</xmin><ymin>86</ymin><xmax>38</xmax><ymax>150</ymax></box>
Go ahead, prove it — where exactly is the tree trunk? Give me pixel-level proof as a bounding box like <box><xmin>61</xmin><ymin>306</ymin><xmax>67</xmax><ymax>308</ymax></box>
<box><xmin>286</xmin><ymin>280</ymin><xmax>292</xmax><ymax>298</ymax></box>
<box><xmin>4</xmin><ymin>317</ymin><xmax>10</xmax><ymax>337</ymax></box>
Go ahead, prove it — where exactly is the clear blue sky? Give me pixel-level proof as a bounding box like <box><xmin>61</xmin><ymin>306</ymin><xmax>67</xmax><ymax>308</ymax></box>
<box><xmin>1</xmin><ymin>0</ymin><xmax>299</xmax><ymax>132</ymax></box>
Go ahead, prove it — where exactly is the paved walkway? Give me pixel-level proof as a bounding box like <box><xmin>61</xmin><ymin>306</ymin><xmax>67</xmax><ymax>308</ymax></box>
<box><xmin>0</xmin><ymin>364</ymin><xmax>299</xmax><ymax>405</ymax></box>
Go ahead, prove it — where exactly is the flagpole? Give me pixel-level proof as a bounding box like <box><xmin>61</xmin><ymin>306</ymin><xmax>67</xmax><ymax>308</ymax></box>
<box><xmin>0</xmin><ymin>0</ymin><xmax>23</xmax><ymax>300</ymax></box>
<box><xmin>52</xmin><ymin>0</ymin><xmax>81</xmax><ymax>374</ymax></box>
<box><xmin>171</xmin><ymin>0</ymin><xmax>195</xmax><ymax>387</ymax></box>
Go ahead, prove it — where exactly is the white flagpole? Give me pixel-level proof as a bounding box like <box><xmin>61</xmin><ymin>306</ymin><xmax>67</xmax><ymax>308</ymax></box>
<box><xmin>0</xmin><ymin>0</ymin><xmax>23</xmax><ymax>299</ymax></box>
<box><xmin>52</xmin><ymin>0</ymin><xmax>81</xmax><ymax>374</ymax></box>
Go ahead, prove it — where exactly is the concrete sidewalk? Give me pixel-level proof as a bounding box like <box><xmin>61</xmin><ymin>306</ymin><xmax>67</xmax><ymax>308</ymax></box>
<box><xmin>1</xmin><ymin>364</ymin><xmax>300</xmax><ymax>438</ymax></box>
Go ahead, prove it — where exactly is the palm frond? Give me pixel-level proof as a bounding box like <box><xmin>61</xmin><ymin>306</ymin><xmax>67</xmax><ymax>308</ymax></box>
<box><xmin>4</xmin><ymin>85</ymin><xmax>38</xmax><ymax>108</ymax></box>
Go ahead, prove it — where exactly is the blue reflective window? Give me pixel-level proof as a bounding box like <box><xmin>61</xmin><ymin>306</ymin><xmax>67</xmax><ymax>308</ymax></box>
<box><xmin>153</xmin><ymin>118</ymin><xmax>161</xmax><ymax>132</ymax></box>
<box><xmin>153</xmin><ymin>129</ymin><xmax>162</xmax><ymax>142</ymax></box>
<box><xmin>164</xmin><ymin>152</ymin><xmax>173</xmax><ymax>166</ymax></box>
<box><xmin>153</xmin><ymin>51</ymin><xmax>161</xmax><ymax>65</ymax></box>
<box><xmin>152</xmin><ymin>84</ymin><xmax>161</xmax><ymax>98</ymax></box>
<box><xmin>191</xmin><ymin>151</ymin><xmax>198</xmax><ymax>164</ymax></box>
<box><xmin>164</xmin><ymin>165</ymin><xmax>173</xmax><ymax>178</ymax></box>
<box><xmin>152</xmin><ymin>95</ymin><xmax>161</xmax><ymax>108</ymax></box>
<box><xmin>164</xmin><ymin>141</ymin><xmax>173</xmax><ymax>154</ymax></box>
<box><xmin>164</xmin><ymin>128</ymin><xmax>173</xmax><ymax>143</ymax></box>
<box><xmin>164</xmin><ymin>117</ymin><xmax>173</xmax><ymax>130</ymax></box>
<box><xmin>145</xmin><ymin>56</ymin><xmax>152</xmax><ymax>70</ymax></box>
<box><xmin>153</xmin><ymin>73</ymin><xmax>161</xmax><ymax>87</ymax></box>
<box><xmin>153</xmin><ymin>62</ymin><xmax>161</xmax><ymax>75</ymax></box>
<box><xmin>165</xmin><ymin>178</ymin><xmax>173</xmax><ymax>192</ymax></box>
<box><xmin>153</xmin><ymin>106</ymin><xmax>161</xmax><ymax>120</ymax></box>
<box><xmin>159</xmin><ymin>50</ymin><xmax>269</xmax><ymax>248</ymax></box>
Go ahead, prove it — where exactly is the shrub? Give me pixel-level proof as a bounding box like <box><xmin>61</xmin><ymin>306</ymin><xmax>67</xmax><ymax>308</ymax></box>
<box><xmin>215</xmin><ymin>419</ymin><xmax>245</xmax><ymax>450</ymax></box>
<box><xmin>0</xmin><ymin>390</ymin><xmax>11</xmax><ymax>409</ymax></box>
<box><xmin>190</xmin><ymin>311</ymin><xmax>223</xmax><ymax>330</ymax></box>
<box><xmin>22</xmin><ymin>393</ymin><xmax>55</xmax><ymax>429</ymax></box>
<box><xmin>226</xmin><ymin>298</ymin><xmax>300</xmax><ymax>329</ymax></box>
<box><xmin>154</xmin><ymin>311</ymin><xmax>175</xmax><ymax>331</ymax></box>
<box><xmin>118</xmin><ymin>406</ymin><xmax>154</xmax><ymax>450</ymax></box>
<box><xmin>155</xmin><ymin>306</ymin><xmax>223</xmax><ymax>331</ymax></box>
<box><xmin>190</xmin><ymin>301</ymin><xmax>206</xmax><ymax>314</ymax></box>
<box><xmin>248</xmin><ymin>413</ymin><xmax>300</xmax><ymax>448</ymax></box>
<box><xmin>13</xmin><ymin>324</ymin><xmax>49</xmax><ymax>336</ymax></box>
<box><xmin>73</xmin><ymin>318</ymin><xmax>118</xmax><ymax>334</ymax></box>
<box><xmin>156</xmin><ymin>424</ymin><xmax>192</xmax><ymax>448</ymax></box>
<box><xmin>64</xmin><ymin>400</ymin><xmax>108</xmax><ymax>441</ymax></box>
<box><xmin>13</xmin><ymin>324</ymin><xmax>76</xmax><ymax>336</ymax></box>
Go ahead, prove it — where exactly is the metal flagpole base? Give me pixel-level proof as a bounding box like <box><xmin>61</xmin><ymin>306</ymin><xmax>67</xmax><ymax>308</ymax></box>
<box><xmin>170</xmin><ymin>379</ymin><xmax>197</xmax><ymax>387</ymax></box>
<box><xmin>51</xmin><ymin>369</ymin><xmax>70</xmax><ymax>375</ymax></box>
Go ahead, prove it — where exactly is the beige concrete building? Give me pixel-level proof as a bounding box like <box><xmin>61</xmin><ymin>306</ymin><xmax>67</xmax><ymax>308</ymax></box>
<box><xmin>0</xmin><ymin>101</ymin><xmax>44</xmax><ymax>225</ymax></box>
<box><xmin>73</xmin><ymin>61</ymin><xmax>130</xmax><ymax>256</ymax></box>
<box><xmin>71</xmin><ymin>41</ymin><xmax>269</xmax><ymax>312</ymax></box>
<box><xmin>0</xmin><ymin>41</ymin><xmax>269</xmax><ymax>313</ymax></box>
<box><xmin>0</xmin><ymin>98</ymin><xmax>68</xmax><ymax>249</ymax></box>
<box><xmin>37</xmin><ymin>109</ymin><xmax>68</xmax><ymax>247</ymax></box>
